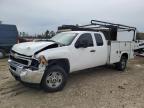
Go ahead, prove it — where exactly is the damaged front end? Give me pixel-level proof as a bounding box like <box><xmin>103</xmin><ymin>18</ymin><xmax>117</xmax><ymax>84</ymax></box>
<box><xmin>8</xmin><ymin>54</ymin><xmax>48</xmax><ymax>84</ymax></box>
<box><xmin>8</xmin><ymin>42</ymin><xmax>60</xmax><ymax>84</ymax></box>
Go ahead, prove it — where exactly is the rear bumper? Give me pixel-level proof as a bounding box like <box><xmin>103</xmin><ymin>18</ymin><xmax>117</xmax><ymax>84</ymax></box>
<box><xmin>8</xmin><ymin>59</ymin><xmax>45</xmax><ymax>84</ymax></box>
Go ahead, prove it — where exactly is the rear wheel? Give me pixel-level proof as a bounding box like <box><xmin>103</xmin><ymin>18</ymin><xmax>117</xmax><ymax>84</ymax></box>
<box><xmin>41</xmin><ymin>65</ymin><xmax>68</xmax><ymax>92</ymax></box>
<box><xmin>116</xmin><ymin>56</ymin><xmax>127</xmax><ymax>71</ymax></box>
<box><xmin>0</xmin><ymin>49</ymin><xmax>5</xmax><ymax>59</ymax></box>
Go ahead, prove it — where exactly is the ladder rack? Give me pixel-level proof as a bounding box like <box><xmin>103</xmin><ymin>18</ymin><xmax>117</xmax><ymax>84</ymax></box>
<box><xmin>58</xmin><ymin>20</ymin><xmax>136</xmax><ymax>32</ymax></box>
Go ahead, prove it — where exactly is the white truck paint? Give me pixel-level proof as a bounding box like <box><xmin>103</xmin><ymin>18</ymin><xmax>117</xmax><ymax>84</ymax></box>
<box><xmin>109</xmin><ymin>41</ymin><xmax>134</xmax><ymax>64</ymax></box>
<box><xmin>117</xmin><ymin>30</ymin><xmax>135</xmax><ymax>41</ymax></box>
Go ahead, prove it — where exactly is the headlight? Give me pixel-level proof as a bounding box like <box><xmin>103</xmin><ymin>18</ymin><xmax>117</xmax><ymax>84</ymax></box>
<box><xmin>38</xmin><ymin>55</ymin><xmax>48</xmax><ymax>65</ymax></box>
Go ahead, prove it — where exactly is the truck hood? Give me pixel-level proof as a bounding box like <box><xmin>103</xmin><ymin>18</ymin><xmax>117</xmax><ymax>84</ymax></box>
<box><xmin>12</xmin><ymin>41</ymin><xmax>57</xmax><ymax>56</ymax></box>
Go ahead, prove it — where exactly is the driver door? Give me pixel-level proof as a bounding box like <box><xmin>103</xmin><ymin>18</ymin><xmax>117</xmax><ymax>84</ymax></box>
<box><xmin>70</xmin><ymin>33</ymin><xmax>96</xmax><ymax>71</ymax></box>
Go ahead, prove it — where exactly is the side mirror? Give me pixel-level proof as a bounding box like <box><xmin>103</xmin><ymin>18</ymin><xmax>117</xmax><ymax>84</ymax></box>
<box><xmin>75</xmin><ymin>39</ymin><xmax>88</xmax><ymax>48</ymax></box>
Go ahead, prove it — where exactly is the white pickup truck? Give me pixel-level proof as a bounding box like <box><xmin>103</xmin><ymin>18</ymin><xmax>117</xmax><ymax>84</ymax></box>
<box><xmin>8</xmin><ymin>20</ymin><xmax>136</xmax><ymax>92</ymax></box>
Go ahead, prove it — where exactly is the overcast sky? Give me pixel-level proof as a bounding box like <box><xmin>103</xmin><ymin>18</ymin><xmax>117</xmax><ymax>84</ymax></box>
<box><xmin>0</xmin><ymin>0</ymin><xmax>144</xmax><ymax>35</ymax></box>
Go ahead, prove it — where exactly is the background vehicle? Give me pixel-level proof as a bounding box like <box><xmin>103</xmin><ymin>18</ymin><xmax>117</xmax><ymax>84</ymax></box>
<box><xmin>0</xmin><ymin>24</ymin><xmax>18</xmax><ymax>59</ymax></box>
<box><xmin>134</xmin><ymin>33</ymin><xmax>144</xmax><ymax>54</ymax></box>
<box><xmin>8</xmin><ymin>20</ymin><xmax>136</xmax><ymax>92</ymax></box>
<box><xmin>134</xmin><ymin>40</ymin><xmax>144</xmax><ymax>53</ymax></box>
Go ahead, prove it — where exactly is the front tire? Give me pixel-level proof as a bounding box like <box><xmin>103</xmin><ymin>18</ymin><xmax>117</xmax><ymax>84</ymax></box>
<box><xmin>116</xmin><ymin>56</ymin><xmax>127</xmax><ymax>71</ymax></box>
<box><xmin>0</xmin><ymin>49</ymin><xmax>5</xmax><ymax>59</ymax></box>
<box><xmin>41</xmin><ymin>65</ymin><xmax>68</xmax><ymax>92</ymax></box>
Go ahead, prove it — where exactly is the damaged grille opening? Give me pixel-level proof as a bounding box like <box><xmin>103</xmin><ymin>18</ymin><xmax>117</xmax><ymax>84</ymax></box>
<box><xmin>30</xmin><ymin>59</ymin><xmax>40</xmax><ymax>70</ymax></box>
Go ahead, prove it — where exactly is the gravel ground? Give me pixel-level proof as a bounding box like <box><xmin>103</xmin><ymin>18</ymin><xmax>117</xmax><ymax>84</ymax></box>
<box><xmin>0</xmin><ymin>57</ymin><xmax>144</xmax><ymax>108</ymax></box>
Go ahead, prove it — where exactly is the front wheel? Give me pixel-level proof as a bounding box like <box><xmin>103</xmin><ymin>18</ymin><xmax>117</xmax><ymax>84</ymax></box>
<box><xmin>0</xmin><ymin>49</ymin><xmax>5</xmax><ymax>59</ymax></box>
<box><xmin>115</xmin><ymin>56</ymin><xmax>127</xmax><ymax>71</ymax></box>
<box><xmin>41</xmin><ymin>65</ymin><xmax>68</xmax><ymax>92</ymax></box>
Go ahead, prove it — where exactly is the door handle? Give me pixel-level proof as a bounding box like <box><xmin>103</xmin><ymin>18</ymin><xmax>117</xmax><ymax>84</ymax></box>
<box><xmin>90</xmin><ymin>50</ymin><xmax>96</xmax><ymax>52</ymax></box>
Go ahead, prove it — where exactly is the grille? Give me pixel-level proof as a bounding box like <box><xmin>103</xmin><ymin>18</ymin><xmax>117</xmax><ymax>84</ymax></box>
<box><xmin>10</xmin><ymin>55</ymin><xmax>29</xmax><ymax>65</ymax></box>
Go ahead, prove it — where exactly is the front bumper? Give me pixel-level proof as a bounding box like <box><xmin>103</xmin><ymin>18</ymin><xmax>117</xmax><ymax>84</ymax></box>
<box><xmin>8</xmin><ymin>59</ymin><xmax>46</xmax><ymax>84</ymax></box>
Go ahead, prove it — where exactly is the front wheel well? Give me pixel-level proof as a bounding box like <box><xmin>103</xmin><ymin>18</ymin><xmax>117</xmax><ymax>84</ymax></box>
<box><xmin>47</xmin><ymin>59</ymin><xmax>70</xmax><ymax>74</ymax></box>
<box><xmin>121</xmin><ymin>53</ymin><xmax>128</xmax><ymax>59</ymax></box>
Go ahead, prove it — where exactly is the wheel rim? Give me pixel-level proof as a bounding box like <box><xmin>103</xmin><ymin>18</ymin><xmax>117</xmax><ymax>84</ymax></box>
<box><xmin>0</xmin><ymin>52</ymin><xmax>4</xmax><ymax>58</ymax></box>
<box><xmin>46</xmin><ymin>71</ymin><xmax>63</xmax><ymax>88</ymax></box>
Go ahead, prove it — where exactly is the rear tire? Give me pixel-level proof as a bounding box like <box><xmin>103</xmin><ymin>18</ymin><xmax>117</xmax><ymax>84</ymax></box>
<box><xmin>116</xmin><ymin>56</ymin><xmax>127</xmax><ymax>71</ymax></box>
<box><xmin>0</xmin><ymin>49</ymin><xmax>5</xmax><ymax>59</ymax></box>
<box><xmin>41</xmin><ymin>65</ymin><xmax>68</xmax><ymax>92</ymax></box>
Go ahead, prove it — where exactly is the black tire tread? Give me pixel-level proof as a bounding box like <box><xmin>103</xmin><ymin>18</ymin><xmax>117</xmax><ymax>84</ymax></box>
<box><xmin>116</xmin><ymin>56</ymin><xmax>127</xmax><ymax>71</ymax></box>
<box><xmin>41</xmin><ymin>65</ymin><xmax>68</xmax><ymax>92</ymax></box>
<box><xmin>0</xmin><ymin>49</ymin><xmax>5</xmax><ymax>59</ymax></box>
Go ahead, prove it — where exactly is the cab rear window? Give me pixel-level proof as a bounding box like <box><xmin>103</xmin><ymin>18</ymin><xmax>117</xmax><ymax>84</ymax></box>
<box><xmin>94</xmin><ymin>33</ymin><xmax>103</xmax><ymax>46</ymax></box>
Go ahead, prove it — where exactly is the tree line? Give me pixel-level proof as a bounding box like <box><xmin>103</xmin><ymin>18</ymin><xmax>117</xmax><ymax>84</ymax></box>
<box><xmin>19</xmin><ymin>30</ymin><xmax>56</xmax><ymax>39</ymax></box>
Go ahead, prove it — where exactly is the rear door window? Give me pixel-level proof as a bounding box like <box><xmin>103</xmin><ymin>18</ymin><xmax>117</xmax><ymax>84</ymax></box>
<box><xmin>94</xmin><ymin>33</ymin><xmax>103</xmax><ymax>46</ymax></box>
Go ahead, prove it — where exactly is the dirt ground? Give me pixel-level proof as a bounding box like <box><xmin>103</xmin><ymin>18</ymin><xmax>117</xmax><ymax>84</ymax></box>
<box><xmin>0</xmin><ymin>57</ymin><xmax>144</xmax><ymax>108</ymax></box>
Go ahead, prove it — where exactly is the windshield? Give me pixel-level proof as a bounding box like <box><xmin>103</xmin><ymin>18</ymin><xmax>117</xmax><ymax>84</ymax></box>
<box><xmin>50</xmin><ymin>32</ymin><xmax>78</xmax><ymax>46</ymax></box>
